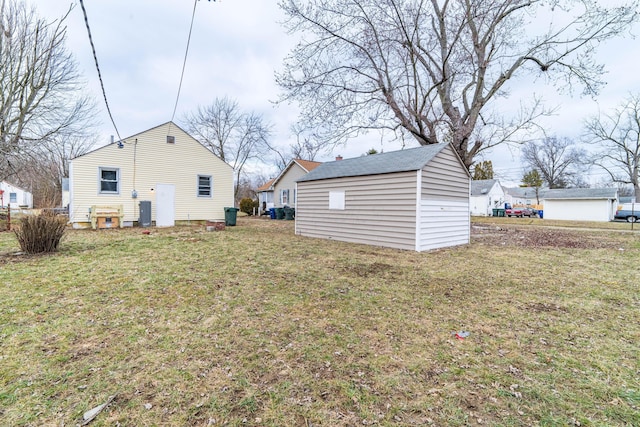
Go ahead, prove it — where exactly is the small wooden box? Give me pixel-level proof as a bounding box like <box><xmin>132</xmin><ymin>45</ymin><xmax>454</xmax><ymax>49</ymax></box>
<box><xmin>97</xmin><ymin>216</ymin><xmax>119</xmax><ymax>229</ymax></box>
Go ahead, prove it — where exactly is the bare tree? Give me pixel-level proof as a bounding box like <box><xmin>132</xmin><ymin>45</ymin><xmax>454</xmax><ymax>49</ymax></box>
<box><xmin>277</xmin><ymin>0</ymin><xmax>638</xmax><ymax>169</ymax></box>
<box><xmin>183</xmin><ymin>97</ymin><xmax>272</xmax><ymax>199</ymax></box>
<box><xmin>265</xmin><ymin>122</ymin><xmax>327</xmax><ymax>172</ymax></box>
<box><xmin>521</xmin><ymin>137</ymin><xmax>587</xmax><ymax>189</ymax></box>
<box><xmin>1</xmin><ymin>0</ymin><xmax>95</xmax><ymax>181</ymax></box>
<box><xmin>13</xmin><ymin>130</ymin><xmax>99</xmax><ymax>207</ymax></box>
<box><xmin>584</xmin><ymin>94</ymin><xmax>640</xmax><ymax>201</ymax></box>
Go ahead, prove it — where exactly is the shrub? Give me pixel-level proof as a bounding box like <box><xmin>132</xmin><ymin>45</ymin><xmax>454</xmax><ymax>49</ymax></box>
<box><xmin>14</xmin><ymin>211</ymin><xmax>67</xmax><ymax>254</ymax></box>
<box><xmin>239</xmin><ymin>198</ymin><xmax>259</xmax><ymax>216</ymax></box>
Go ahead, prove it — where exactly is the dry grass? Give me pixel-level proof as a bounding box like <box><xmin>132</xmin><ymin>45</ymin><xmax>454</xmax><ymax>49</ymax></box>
<box><xmin>0</xmin><ymin>218</ymin><xmax>638</xmax><ymax>426</ymax></box>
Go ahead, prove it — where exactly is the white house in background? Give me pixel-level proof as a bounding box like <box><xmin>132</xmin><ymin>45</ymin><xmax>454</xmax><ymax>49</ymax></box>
<box><xmin>0</xmin><ymin>181</ymin><xmax>33</xmax><ymax>208</ymax></box>
<box><xmin>470</xmin><ymin>179</ymin><xmax>505</xmax><ymax>216</ymax></box>
<box><xmin>295</xmin><ymin>144</ymin><xmax>470</xmax><ymax>252</ymax></box>
<box><xmin>69</xmin><ymin>122</ymin><xmax>233</xmax><ymax>228</ymax></box>
<box><xmin>503</xmin><ymin>186</ymin><xmax>543</xmax><ymax>208</ymax></box>
<box><xmin>541</xmin><ymin>188</ymin><xmax>618</xmax><ymax>222</ymax></box>
<box><xmin>256</xmin><ymin>159</ymin><xmax>322</xmax><ymax>213</ymax></box>
<box><xmin>256</xmin><ymin>178</ymin><xmax>275</xmax><ymax>213</ymax></box>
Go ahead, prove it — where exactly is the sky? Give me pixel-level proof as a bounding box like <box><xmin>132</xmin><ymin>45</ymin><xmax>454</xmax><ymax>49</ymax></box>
<box><xmin>28</xmin><ymin>0</ymin><xmax>640</xmax><ymax>185</ymax></box>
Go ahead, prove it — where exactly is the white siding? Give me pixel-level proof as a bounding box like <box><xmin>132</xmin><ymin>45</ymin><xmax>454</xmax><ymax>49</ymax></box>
<box><xmin>419</xmin><ymin>200</ymin><xmax>470</xmax><ymax>251</ymax></box>
<box><xmin>0</xmin><ymin>181</ymin><xmax>33</xmax><ymax>208</ymax></box>
<box><xmin>295</xmin><ymin>172</ymin><xmax>418</xmax><ymax>250</ymax></box>
<box><xmin>70</xmin><ymin>123</ymin><xmax>233</xmax><ymax>225</ymax></box>
<box><xmin>470</xmin><ymin>183</ymin><xmax>505</xmax><ymax>216</ymax></box>
<box><xmin>418</xmin><ymin>146</ymin><xmax>470</xmax><ymax>251</ymax></box>
<box><xmin>543</xmin><ymin>199</ymin><xmax>615</xmax><ymax>222</ymax></box>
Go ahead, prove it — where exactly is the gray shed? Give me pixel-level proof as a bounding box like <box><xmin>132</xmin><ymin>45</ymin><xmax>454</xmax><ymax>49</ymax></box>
<box><xmin>295</xmin><ymin>143</ymin><xmax>470</xmax><ymax>251</ymax></box>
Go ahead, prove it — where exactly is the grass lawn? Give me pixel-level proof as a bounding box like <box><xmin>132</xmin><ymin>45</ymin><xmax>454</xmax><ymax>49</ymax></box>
<box><xmin>0</xmin><ymin>218</ymin><xmax>638</xmax><ymax>426</ymax></box>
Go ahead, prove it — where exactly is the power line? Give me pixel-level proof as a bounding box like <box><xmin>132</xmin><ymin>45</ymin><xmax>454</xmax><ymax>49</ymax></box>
<box><xmin>78</xmin><ymin>0</ymin><xmax>124</xmax><ymax>144</ymax></box>
<box><xmin>169</xmin><ymin>0</ymin><xmax>199</xmax><ymax>133</ymax></box>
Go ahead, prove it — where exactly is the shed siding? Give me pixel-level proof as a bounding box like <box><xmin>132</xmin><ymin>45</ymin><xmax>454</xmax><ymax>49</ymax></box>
<box><xmin>295</xmin><ymin>172</ymin><xmax>418</xmax><ymax>250</ymax></box>
<box><xmin>418</xmin><ymin>146</ymin><xmax>470</xmax><ymax>251</ymax></box>
<box><xmin>419</xmin><ymin>200</ymin><xmax>470</xmax><ymax>250</ymax></box>
<box><xmin>70</xmin><ymin>123</ymin><xmax>233</xmax><ymax>225</ymax></box>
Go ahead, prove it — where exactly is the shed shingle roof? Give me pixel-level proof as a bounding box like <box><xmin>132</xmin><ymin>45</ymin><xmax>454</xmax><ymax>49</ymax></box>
<box><xmin>297</xmin><ymin>144</ymin><xmax>449</xmax><ymax>182</ymax></box>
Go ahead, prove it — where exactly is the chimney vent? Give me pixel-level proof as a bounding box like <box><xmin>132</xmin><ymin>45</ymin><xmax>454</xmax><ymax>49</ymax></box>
<box><xmin>335</xmin><ymin>155</ymin><xmax>343</xmax><ymax>161</ymax></box>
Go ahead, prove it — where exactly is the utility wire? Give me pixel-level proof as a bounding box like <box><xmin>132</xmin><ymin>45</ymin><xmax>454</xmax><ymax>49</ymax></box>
<box><xmin>78</xmin><ymin>0</ymin><xmax>125</xmax><ymax>144</ymax></box>
<box><xmin>168</xmin><ymin>0</ymin><xmax>199</xmax><ymax>135</ymax></box>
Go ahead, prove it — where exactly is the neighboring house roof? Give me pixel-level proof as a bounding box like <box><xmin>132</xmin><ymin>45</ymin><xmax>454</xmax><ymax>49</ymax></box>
<box><xmin>297</xmin><ymin>144</ymin><xmax>453</xmax><ymax>182</ymax></box>
<box><xmin>0</xmin><ymin>181</ymin><xmax>30</xmax><ymax>193</ymax></box>
<box><xmin>542</xmin><ymin>188</ymin><xmax>618</xmax><ymax>200</ymax></box>
<box><xmin>471</xmin><ymin>179</ymin><xmax>500</xmax><ymax>196</ymax></box>
<box><xmin>503</xmin><ymin>186</ymin><xmax>541</xmax><ymax>199</ymax></box>
<box><xmin>257</xmin><ymin>178</ymin><xmax>275</xmax><ymax>192</ymax></box>
<box><xmin>504</xmin><ymin>186</ymin><xmax>618</xmax><ymax>200</ymax></box>
<box><xmin>295</xmin><ymin>159</ymin><xmax>322</xmax><ymax>173</ymax></box>
<box><xmin>258</xmin><ymin>158</ymin><xmax>323</xmax><ymax>191</ymax></box>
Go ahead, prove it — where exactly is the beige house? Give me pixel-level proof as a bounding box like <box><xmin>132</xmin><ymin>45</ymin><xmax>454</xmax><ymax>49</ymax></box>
<box><xmin>69</xmin><ymin>122</ymin><xmax>233</xmax><ymax>228</ymax></box>
<box><xmin>257</xmin><ymin>159</ymin><xmax>322</xmax><ymax>213</ymax></box>
<box><xmin>295</xmin><ymin>144</ymin><xmax>470</xmax><ymax>252</ymax></box>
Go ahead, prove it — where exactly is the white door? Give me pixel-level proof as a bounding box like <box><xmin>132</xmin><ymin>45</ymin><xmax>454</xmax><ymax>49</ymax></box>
<box><xmin>156</xmin><ymin>183</ymin><xmax>175</xmax><ymax>227</ymax></box>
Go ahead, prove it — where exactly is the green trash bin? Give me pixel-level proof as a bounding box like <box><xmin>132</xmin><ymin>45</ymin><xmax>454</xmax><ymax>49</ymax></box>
<box><xmin>224</xmin><ymin>207</ymin><xmax>239</xmax><ymax>226</ymax></box>
<box><xmin>497</xmin><ymin>209</ymin><xmax>505</xmax><ymax>217</ymax></box>
<box><xmin>284</xmin><ymin>207</ymin><xmax>295</xmax><ymax>220</ymax></box>
<box><xmin>492</xmin><ymin>208</ymin><xmax>499</xmax><ymax>217</ymax></box>
<box><xmin>275</xmin><ymin>207</ymin><xmax>285</xmax><ymax>220</ymax></box>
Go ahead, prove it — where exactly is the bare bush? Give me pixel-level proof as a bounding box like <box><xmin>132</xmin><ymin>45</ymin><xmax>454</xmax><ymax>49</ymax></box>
<box><xmin>14</xmin><ymin>212</ymin><xmax>66</xmax><ymax>253</ymax></box>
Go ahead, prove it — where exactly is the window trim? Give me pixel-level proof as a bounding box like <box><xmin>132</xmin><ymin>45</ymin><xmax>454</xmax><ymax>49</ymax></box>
<box><xmin>99</xmin><ymin>167</ymin><xmax>120</xmax><ymax>194</ymax></box>
<box><xmin>197</xmin><ymin>175</ymin><xmax>212</xmax><ymax>198</ymax></box>
<box><xmin>280</xmin><ymin>189</ymin><xmax>289</xmax><ymax>205</ymax></box>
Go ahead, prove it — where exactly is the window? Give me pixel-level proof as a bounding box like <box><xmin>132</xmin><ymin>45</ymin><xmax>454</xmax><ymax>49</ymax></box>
<box><xmin>167</xmin><ymin>135</ymin><xmax>175</xmax><ymax>144</ymax></box>
<box><xmin>9</xmin><ymin>192</ymin><xmax>17</xmax><ymax>203</ymax></box>
<box><xmin>280</xmin><ymin>189</ymin><xmax>289</xmax><ymax>205</ymax></box>
<box><xmin>99</xmin><ymin>168</ymin><xmax>119</xmax><ymax>194</ymax></box>
<box><xmin>198</xmin><ymin>175</ymin><xmax>212</xmax><ymax>197</ymax></box>
<box><xmin>329</xmin><ymin>191</ymin><xmax>345</xmax><ymax>210</ymax></box>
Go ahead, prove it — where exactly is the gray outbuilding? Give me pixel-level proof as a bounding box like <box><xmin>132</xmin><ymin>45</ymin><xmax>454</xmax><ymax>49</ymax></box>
<box><xmin>295</xmin><ymin>143</ymin><xmax>470</xmax><ymax>251</ymax></box>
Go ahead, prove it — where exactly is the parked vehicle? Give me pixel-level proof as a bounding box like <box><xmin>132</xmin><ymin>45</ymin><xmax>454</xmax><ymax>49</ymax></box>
<box><xmin>614</xmin><ymin>203</ymin><xmax>639</xmax><ymax>222</ymax></box>
<box><xmin>504</xmin><ymin>203</ymin><xmax>537</xmax><ymax>218</ymax></box>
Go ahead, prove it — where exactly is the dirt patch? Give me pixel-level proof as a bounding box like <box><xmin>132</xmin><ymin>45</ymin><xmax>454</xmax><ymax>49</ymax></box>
<box><xmin>471</xmin><ymin>224</ymin><xmax>623</xmax><ymax>249</ymax></box>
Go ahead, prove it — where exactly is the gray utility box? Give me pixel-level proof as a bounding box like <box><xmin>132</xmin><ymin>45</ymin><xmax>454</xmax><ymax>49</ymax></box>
<box><xmin>139</xmin><ymin>200</ymin><xmax>152</xmax><ymax>227</ymax></box>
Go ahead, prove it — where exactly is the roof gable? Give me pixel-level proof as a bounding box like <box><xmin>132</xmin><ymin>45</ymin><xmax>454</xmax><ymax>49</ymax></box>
<box><xmin>257</xmin><ymin>178</ymin><xmax>275</xmax><ymax>192</ymax></box>
<box><xmin>294</xmin><ymin>159</ymin><xmax>322</xmax><ymax>173</ymax></box>
<box><xmin>297</xmin><ymin>144</ymin><xmax>453</xmax><ymax>182</ymax></box>
<box><xmin>471</xmin><ymin>179</ymin><xmax>499</xmax><ymax>196</ymax></box>
<box><xmin>263</xmin><ymin>158</ymin><xmax>323</xmax><ymax>190</ymax></box>
<box><xmin>71</xmin><ymin>122</ymin><xmax>231</xmax><ymax>170</ymax></box>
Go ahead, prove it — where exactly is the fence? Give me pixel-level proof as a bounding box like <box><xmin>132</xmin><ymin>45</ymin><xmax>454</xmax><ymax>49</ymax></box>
<box><xmin>0</xmin><ymin>207</ymin><xmax>10</xmax><ymax>231</ymax></box>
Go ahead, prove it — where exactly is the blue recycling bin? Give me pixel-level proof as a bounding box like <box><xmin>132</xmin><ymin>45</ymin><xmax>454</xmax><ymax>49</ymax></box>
<box><xmin>538</xmin><ymin>210</ymin><xmax>544</xmax><ymax>219</ymax></box>
<box><xmin>269</xmin><ymin>208</ymin><xmax>276</xmax><ymax>219</ymax></box>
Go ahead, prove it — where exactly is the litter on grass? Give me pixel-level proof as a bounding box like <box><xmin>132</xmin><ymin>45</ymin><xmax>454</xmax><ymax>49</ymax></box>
<box><xmin>453</xmin><ymin>331</ymin><xmax>470</xmax><ymax>340</ymax></box>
